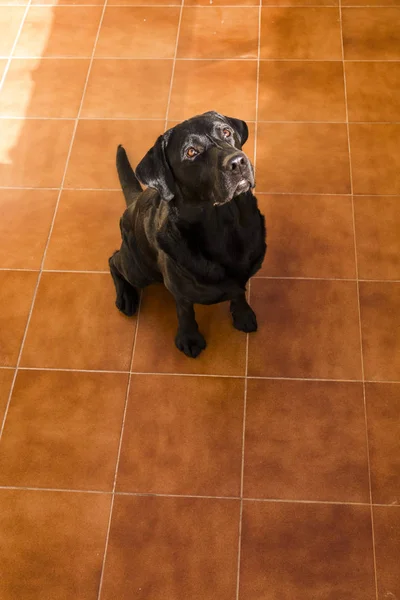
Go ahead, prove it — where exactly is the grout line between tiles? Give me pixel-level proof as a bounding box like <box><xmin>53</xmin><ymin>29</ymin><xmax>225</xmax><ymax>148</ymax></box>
<box><xmin>0</xmin><ymin>0</ymin><xmax>109</xmax><ymax>441</ymax></box>
<box><xmin>3</xmin><ymin>483</ymin><xmax>399</xmax><ymax>508</ymax></box>
<box><xmin>339</xmin><ymin>0</ymin><xmax>379</xmax><ymax>593</ymax></box>
<box><xmin>96</xmin><ymin>291</ymin><xmax>143</xmax><ymax>599</ymax></box>
<box><xmin>3</xmin><ymin>2</ymin><xmax>400</xmax><ymax>5</ymax></box>
<box><xmin>236</xmin><ymin>1</ymin><xmax>261</xmax><ymax>591</ymax></box>
<box><xmin>163</xmin><ymin>0</ymin><xmax>184</xmax><ymax>129</ymax></box>
<box><xmin>0</xmin><ymin>0</ymin><xmax>32</xmax><ymax>93</ymax></box>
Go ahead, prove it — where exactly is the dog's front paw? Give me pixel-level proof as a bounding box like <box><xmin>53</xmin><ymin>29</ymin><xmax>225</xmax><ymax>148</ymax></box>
<box><xmin>116</xmin><ymin>287</ymin><xmax>139</xmax><ymax>317</ymax></box>
<box><xmin>175</xmin><ymin>330</ymin><xmax>207</xmax><ymax>358</ymax></box>
<box><xmin>232</xmin><ymin>305</ymin><xmax>258</xmax><ymax>333</ymax></box>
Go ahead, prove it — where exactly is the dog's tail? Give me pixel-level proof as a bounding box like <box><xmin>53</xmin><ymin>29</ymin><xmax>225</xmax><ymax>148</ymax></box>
<box><xmin>116</xmin><ymin>145</ymin><xmax>143</xmax><ymax>207</ymax></box>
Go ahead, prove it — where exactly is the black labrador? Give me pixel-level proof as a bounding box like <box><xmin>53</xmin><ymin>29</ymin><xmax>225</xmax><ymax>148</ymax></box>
<box><xmin>109</xmin><ymin>110</ymin><xmax>267</xmax><ymax>358</ymax></box>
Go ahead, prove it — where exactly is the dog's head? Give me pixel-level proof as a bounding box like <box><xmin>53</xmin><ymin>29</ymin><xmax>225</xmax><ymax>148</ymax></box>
<box><xmin>135</xmin><ymin>111</ymin><xmax>254</xmax><ymax>207</ymax></box>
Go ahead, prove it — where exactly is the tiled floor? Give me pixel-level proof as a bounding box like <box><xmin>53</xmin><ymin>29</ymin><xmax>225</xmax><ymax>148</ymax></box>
<box><xmin>0</xmin><ymin>0</ymin><xmax>399</xmax><ymax>597</ymax></box>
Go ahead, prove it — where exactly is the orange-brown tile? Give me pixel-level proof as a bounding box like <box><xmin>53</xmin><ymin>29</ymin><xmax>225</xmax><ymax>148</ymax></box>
<box><xmin>0</xmin><ymin>271</ymin><xmax>37</xmax><ymax>367</ymax></box>
<box><xmin>0</xmin><ymin>189</ymin><xmax>57</xmax><ymax>269</ymax></box>
<box><xmin>96</xmin><ymin>7</ymin><xmax>180</xmax><ymax>58</ymax></box>
<box><xmin>15</xmin><ymin>7</ymin><xmax>102</xmax><ymax>57</ymax></box>
<box><xmin>240</xmin><ymin>502</ymin><xmax>375</xmax><ymax>600</ymax></box>
<box><xmin>117</xmin><ymin>374</ymin><xmax>244</xmax><ymax>495</ymax></box>
<box><xmin>0</xmin><ymin>118</ymin><xmax>74</xmax><ymax>187</ymax></box>
<box><xmin>65</xmin><ymin>119</ymin><xmax>164</xmax><ymax>189</ymax></box>
<box><xmin>0</xmin><ymin>489</ymin><xmax>111</xmax><ymax>600</ymax></box>
<box><xmin>342</xmin><ymin>8</ymin><xmax>400</xmax><ymax>59</ymax></box>
<box><xmin>257</xmin><ymin>194</ymin><xmax>356</xmax><ymax>278</ymax></box>
<box><xmin>258</xmin><ymin>61</ymin><xmax>346</xmax><ymax>122</ymax></box>
<box><xmin>248</xmin><ymin>279</ymin><xmax>362</xmax><ymax>379</ymax></box>
<box><xmin>263</xmin><ymin>0</ymin><xmax>338</xmax><ymax>4</ymax></box>
<box><xmin>244</xmin><ymin>380</ymin><xmax>369</xmax><ymax>502</ymax></box>
<box><xmin>366</xmin><ymin>383</ymin><xmax>400</xmax><ymax>505</ymax></box>
<box><xmin>359</xmin><ymin>282</ymin><xmax>400</xmax><ymax>382</ymax></box>
<box><xmin>31</xmin><ymin>0</ymin><xmax>103</xmax><ymax>4</ymax></box>
<box><xmin>186</xmin><ymin>0</ymin><xmax>258</xmax><ymax>5</ymax></box>
<box><xmin>101</xmin><ymin>495</ymin><xmax>239</xmax><ymax>600</ymax></box>
<box><xmin>346</xmin><ymin>62</ymin><xmax>400</xmax><ymax>122</ymax></box>
<box><xmin>0</xmin><ymin>59</ymin><xmax>89</xmax><ymax>117</ymax></box>
<box><xmin>132</xmin><ymin>285</ymin><xmax>247</xmax><ymax>376</ymax></box>
<box><xmin>21</xmin><ymin>272</ymin><xmax>135</xmax><ymax>370</ymax></box>
<box><xmin>373</xmin><ymin>506</ymin><xmax>400</xmax><ymax>599</ymax></box>
<box><xmin>343</xmin><ymin>0</ymin><xmax>400</xmax><ymax>4</ymax></box>
<box><xmin>169</xmin><ymin>59</ymin><xmax>257</xmax><ymax>121</ymax></box>
<box><xmin>0</xmin><ymin>7</ymin><xmax>24</xmax><ymax>55</ymax></box>
<box><xmin>81</xmin><ymin>59</ymin><xmax>172</xmax><ymax>118</ymax></box>
<box><xmin>354</xmin><ymin>196</ymin><xmax>400</xmax><ymax>280</ymax></box>
<box><xmin>260</xmin><ymin>8</ymin><xmax>342</xmax><ymax>59</ymax></box>
<box><xmin>0</xmin><ymin>370</ymin><xmax>128</xmax><ymax>490</ymax></box>
<box><xmin>45</xmin><ymin>190</ymin><xmax>123</xmax><ymax>271</ymax></box>
<box><xmin>177</xmin><ymin>7</ymin><xmax>259</xmax><ymax>59</ymax></box>
<box><xmin>350</xmin><ymin>124</ymin><xmax>400</xmax><ymax>195</ymax></box>
<box><xmin>0</xmin><ymin>368</ymin><xmax>14</xmax><ymax>422</ymax></box>
<box><xmin>256</xmin><ymin>123</ymin><xmax>351</xmax><ymax>193</ymax></box>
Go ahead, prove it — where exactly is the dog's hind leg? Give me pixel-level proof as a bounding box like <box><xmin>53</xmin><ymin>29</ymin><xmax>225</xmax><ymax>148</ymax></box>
<box><xmin>109</xmin><ymin>251</ymin><xmax>139</xmax><ymax>317</ymax></box>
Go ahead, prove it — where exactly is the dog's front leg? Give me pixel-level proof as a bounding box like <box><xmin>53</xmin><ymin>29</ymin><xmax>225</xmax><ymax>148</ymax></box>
<box><xmin>230</xmin><ymin>292</ymin><xmax>258</xmax><ymax>333</ymax></box>
<box><xmin>174</xmin><ymin>298</ymin><xmax>206</xmax><ymax>359</ymax></box>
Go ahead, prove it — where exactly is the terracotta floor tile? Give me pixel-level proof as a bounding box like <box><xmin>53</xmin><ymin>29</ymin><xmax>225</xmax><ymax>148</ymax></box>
<box><xmin>0</xmin><ymin>368</ymin><xmax>14</xmax><ymax>422</ymax></box>
<box><xmin>64</xmin><ymin>119</ymin><xmax>164</xmax><ymax>189</ymax></box>
<box><xmin>81</xmin><ymin>59</ymin><xmax>172</xmax><ymax>118</ymax></box>
<box><xmin>373</xmin><ymin>506</ymin><xmax>400</xmax><ymax>599</ymax></box>
<box><xmin>132</xmin><ymin>285</ymin><xmax>247</xmax><ymax>376</ymax></box>
<box><xmin>0</xmin><ymin>370</ymin><xmax>127</xmax><ymax>490</ymax></box>
<box><xmin>186</xmin><ymin>0</ymin><xmax>258</xmax><ymax>5</ymax></box>
<box><xmin>15</xmin><ymin>7</ymin><xmax>102</xmax><ymax>57</ymax></box>
<box><xmin>240</xmin><ymin>502</ymin><xmax>375</xmax><ymax>600</ymax></box>
<box><xmin>248</xmin><ymin>279</ymin><xmax>362</xmax><ymax>379</ymax></box>
<box><xmin>0</xmin><ymin>489</ymin><xmax>111</xmax><ymax>600</ymax></box>
<box><xmin>0</xmin><ymin>271</ymin><xmax>37</xmax><ymax>367</ymax></box>
<box><xmin>263</xmin><ymin>0</ymin><xmax>338</xmax><ymax>4</ymax></box>
<box><xmin>0</xmin><ymin>7</ymin><xmax>24</xmax><ymax>55</ymax></box>
<box><xmin>256</xmin><ymin>123</ymin><xmax>351</xmax><ymax>193</ymax></box>
<box><xmin>96</xmin><ymin>7</ymin><xmax>179</xmax><ymax>58</ymax></box>
<box><xmin>21</xmin><ymin>272</ymin><xmax>135</xmax><ymax>370</ymax></box>
<box><xmin>169</xmin><ymin>59</ymin><xmax>257</xmax><ymax>121</ymax></box>
<box><xmin>0</xmin><ymin>189</ymin><xmax>56</xmax><ymax>269</ymax></box>
<box><xmin>0</xmin><ymin>58</ymin><xmax>89</xmax><ymax>117</ymax></box>
<box><xmin>346</xmin><ymin>62</ymin><xmax>400</xmax><ymax>123</ymax></box>
<box><xmin>117</xmin><ymin>374</ymin><xmax>244</xmax><ymax>495</ymax></box>
<box><xmin>359</xmin><ymin>282</ymin><xmax>400</xmax><ymax>382</ymax></box>
<box><xmin>45</xmin><ymin>190</ymin><xmax>123</xmax><ymax>271</ymax></box>
<box><xmin>260</xmin><ymin>8</ymin><xmax>342</xmax><ymax>59</ymax></box>
<box><xmin>101</xmin><ymin>496</ymin><xmax>239</xmax><ymax>600</ymax></box>
<box><xmin>342</xmin><ymin>8</ymin><xmax>400</xmax><ymax>59</ymax></box>
<box><xmin>31</xmin><ymin>0</ymin><xmax>103</xmax><ymax>4</ymax></box>
<box><xmin>0</xmin><ymin>59</ymin><xmax>6</xmax><ymax>79</ymax></box>
<box><xmin>177</xmin><ymin>7</ymin><xmax>259</xmax><ymax>59</ymax></box>
<box><xmin>258</xmin><ymin>61</ymin><xmax>346</xmax><ymax>122</ymax></box>
<box><xmin>354</xmin><ymin>196</ymin><xmax>400</xmax><ymax>280</ymax></box>
<box><xmin>257</xmin><ymin>194</ymin><xmax>356</xmax><ymax>278</ymax></box>
<box><xmin>366</xmin><ymin>383</ymin><xmax>400</xmax><ymax>505</ymax></box>
<box><xmin>244</xmin><ymin>380</ymin><xmax>369</xmax><ymax>502</ymax></box>
<box><xmin>0</xmin><ymin>118</ymin><xmax>74</xmax><ymax>187</ymax></box>
<box><xmin>350</xmin><ymin>124</ymin><xmax>400</xmax><ymax>195</ymax></box>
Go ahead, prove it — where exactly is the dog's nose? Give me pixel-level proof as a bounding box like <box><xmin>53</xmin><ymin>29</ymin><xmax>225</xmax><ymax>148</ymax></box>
<box><xmin>226</xmin><ymin>153</ymin><xmax>247</xmax><ymax>172</ymax></box>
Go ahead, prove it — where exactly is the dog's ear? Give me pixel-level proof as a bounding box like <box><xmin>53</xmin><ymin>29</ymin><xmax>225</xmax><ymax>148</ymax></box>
<box><xmin>224</xmin><ymin>115</ymin><xmax>249</xmax><ymax>147</ymax></box>
<box><xmin>135</xmin><ymin>132</ymin><xmax>176</xmax><ymax>201</ymax></box>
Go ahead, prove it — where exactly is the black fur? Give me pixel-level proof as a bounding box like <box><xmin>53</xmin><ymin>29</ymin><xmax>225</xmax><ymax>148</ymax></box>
<box><xmin>110</xmin><ymin>111</ymin><xmax>267</xmax><ymax>358</ymax></box>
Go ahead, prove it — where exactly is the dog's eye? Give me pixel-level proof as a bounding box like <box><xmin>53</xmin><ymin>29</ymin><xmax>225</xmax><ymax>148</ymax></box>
<box><xmin>186</xmin><ymin>147</ymin><xmax>198</xmax><ymax>158</ymax></box>
<box><xmin>222</xmin><ymin>128</ymin><xmax>232</xmax><ymax>138</ymax></box>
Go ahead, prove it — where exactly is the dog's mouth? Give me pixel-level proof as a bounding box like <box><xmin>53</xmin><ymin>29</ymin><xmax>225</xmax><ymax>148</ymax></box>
<box><xmin>234</xmin><ymin>178</ymin><xmax>251</xmax><ymax>196</ymax></box>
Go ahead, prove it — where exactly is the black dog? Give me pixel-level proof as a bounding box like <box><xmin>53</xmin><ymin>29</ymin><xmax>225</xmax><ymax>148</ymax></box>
<box><xmin>109</xmin><ymin>111</ymin><xmax>266</xmax><ymax>358</ymax></box>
